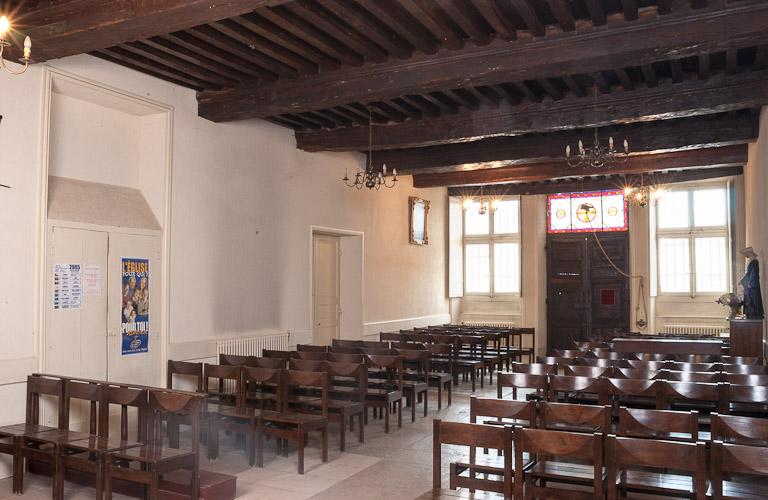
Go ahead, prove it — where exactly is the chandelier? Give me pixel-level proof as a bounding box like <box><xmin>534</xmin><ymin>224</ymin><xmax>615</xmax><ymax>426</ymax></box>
<box><xmin>0</xmin><ymin>15</ymin><xmax>32</xmax><ymax>75</ymax></box>
<box><xmin>463</xmin><ymin>184</ymin><xmax>497</xmax><ymax>215</ymax></box>
<box><xmin>343</xmin><ymin>107</ymin><xmax>397</xmax><ymax>190</ymax></box>
<box><xmin>623</xmin><ymin>173</ymin><xmax>666</xmax><ymax>208</ymax></box>
<box><xmin>565</xmin><ymin>84</ymin><xmax>629</xmax><ymax>169</ymax></box>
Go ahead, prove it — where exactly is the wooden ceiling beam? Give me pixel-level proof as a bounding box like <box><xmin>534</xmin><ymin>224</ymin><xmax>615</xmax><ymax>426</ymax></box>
<box><xmin>198</xmin><ymin>1</ymin><xmax>768</xmax><ymax>121</ymax></box>
<box><xmin>354</xmin><ymin>0</ymin><xmax>440</xmax><ymax>54</ymax></box>
<box><xmin>294</xmin><ymin>71</ymin><xmax>768</xmax><ymax>151</ymax></box>
<box><xmin>371</xmin><ymin>111</ymin><xmax>759</xmax><ymax>173</ymax></box>
<box><xmin>412</xmin><ymin>145</ymin><xmax>748</xmax><ymax>188</ymax></box>
<box><xmin>545</xmin><ymin>0</ymin><xmax>576</xmax><ymax>32</ymax></box>
<box><xmin>583</xmin><ymin>0</ymin><xmax>607</xmax><ymax>26</ymax></box>
<box><xmin>142</xmin><ymin>37</ymin><xmax>254</xmax><ymax>84</ymax></box>
<box><xmin>436</xmin><ymin>0</ymin><xmax>492</xmax><ymax>46</ymax></box>
<box><xmin>446</xmin><ymin>166</ymin><xmax>744</xmax><ymax>197</ymax></box>
<box><xmin>471</xmin><ymin>0</ymin><xmax>517</xmax><ymax>41</ymax></box>
<box><xmin>620</xmin><ymin>0</ymin><xmax>639</xmax><ymax>21</ymax></box>
<box><xmin>6</xmin><ymin>0</ymin><xmax>292</xmax><ymax>62</ymax></box>
<box><xmin>509</xmin><ymin>0</ymin><xmax>545</xmax><ymax>36</ymax></box>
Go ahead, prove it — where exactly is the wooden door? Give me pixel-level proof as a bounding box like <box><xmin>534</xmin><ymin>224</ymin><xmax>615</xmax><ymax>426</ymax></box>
<box><xmin>313</xmin><ymin>234</ymin><xmax>340</xmax><ymax>345</ymax></box>
<box><xmin>547</xmin><ymin>232</ymin><xmax>629</xmax><ymax>351</ymax></box>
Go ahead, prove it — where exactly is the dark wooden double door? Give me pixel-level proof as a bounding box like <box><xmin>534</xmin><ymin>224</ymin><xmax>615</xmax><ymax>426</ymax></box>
<box><xmin>546</xmin><ymin>232</ymin><xmax>630</xmax><ymax>352</ymax></box>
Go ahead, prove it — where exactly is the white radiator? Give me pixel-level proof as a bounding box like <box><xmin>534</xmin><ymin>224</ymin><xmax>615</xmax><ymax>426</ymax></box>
<box><xmin>215</xmin><ymin>332</ymin><xmax>290</xmax><ymax>358</ymax></box>
<box><xmin>461</xmin><ymin>320</ymin><xmax>517</xmax><ymax>328</ymax></box>
<box><xmin>661</xmin><ymin>324</ymin><xmax>728</xmax><ymax>336</ymax></box>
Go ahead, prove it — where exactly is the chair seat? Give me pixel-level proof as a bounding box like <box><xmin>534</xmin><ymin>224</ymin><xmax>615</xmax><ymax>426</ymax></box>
<box><xmin>0</xmin><ymin>423</ymin><xmax>57</xmax><ymax>437</ymax></box>
<box><xmin>403</xmin><ymin>381</ymin><xmax>428</xmax><ymax>391</ymax></box>
<box><xmin>23</xmin><ymin>429</ymin><xmax>93</xmax><ymax>444</ymax></box>
<box><xmin>367</xmin><ymin>388</ymin><xmax>402</xmax><ymax>398</ymax></box>
<box><xmin>621</xmin><ymin>469</ymin><xmax>697</xmax><ymax>495</ymax></box>
<box><xmin>62</xmin><ymin>436</ymin><xmax>143</xmax><ymax>454</ymax></box>
<box><xmin>111</xmin><ymin>444</ymin><xmax>196</xmax><ymax>463</ymax></box>
<box><xmin>529</xmin><ymin>460</ymin><xmax>597</xmax><ymax>484</ymax></box>
<box><xmin>707</xmin><ymin>478</ymin><xmax>768</xmax><ymax>499</ymax></box>
<box><xmin>415</xmin><ymin>488</ymin><xmax>505</xmax><ymax>499</ymax></box>
<box><xmin>260</xmin><ymin>410</ymin><xmax>328</xmax><ymax>426</ymax></box>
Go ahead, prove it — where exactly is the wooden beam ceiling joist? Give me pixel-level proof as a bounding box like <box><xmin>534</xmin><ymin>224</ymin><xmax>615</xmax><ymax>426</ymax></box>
<box><xmin>446</xmin><ymin>166</ymin><xmax>744</xmax><ymax>197</ymax></box>
<box><xmin>372</xmin><ymin>111</ymin><xmax>759</xmax><ymax>174</ymax></box>
<box><xmin>197</xmin><ymin>1</ymin><xmax>768</xmax><ymax>121</ymax></box>
<box><xmin>412</xmin><ymin>145</ymin><xmax>747</xmax><ymax>188</ymax></box>
<box><xmin>6</xmin><ymin>0</ymin><xmax>292</xmax><ymax>62</ymax></box>
<box><xmin>295</xmin><ymin>71</ymin><xmax>768</xmax><ymax>151</ymax></box>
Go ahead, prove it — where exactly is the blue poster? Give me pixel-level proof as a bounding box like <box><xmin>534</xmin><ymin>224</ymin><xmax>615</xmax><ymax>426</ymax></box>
<box><xmin>121</xmin><ymin>258</ymin><xmax>149</xmax><ymax>355</ymax></box>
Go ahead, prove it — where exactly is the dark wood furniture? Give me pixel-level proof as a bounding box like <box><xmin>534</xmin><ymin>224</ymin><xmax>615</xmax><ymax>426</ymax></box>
<box><xmin>729</xmin><ymin>318</ymin><xmax>764</xmax><ymax>358</ymax></box>
<box><xmin>612</xmin><ymin>338</ymin><xmax>724</xmax><ymax>356</ymax></box>
<box><xmin>710</xmin><ymin>441</ymin><xmax>768</xmax><ymax>499</ymax></box>
<box><xmin>399</xmin><ymin>348</ymin><xmax>429</xmax><ymax>422</ymax></box>
<box><xmin>364</xmin><ymin>354</ymin><xmax>403</xmax><ymax>433</ymax></box>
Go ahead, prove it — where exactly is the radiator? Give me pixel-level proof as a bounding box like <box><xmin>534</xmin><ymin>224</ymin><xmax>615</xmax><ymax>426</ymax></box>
<box><xmin>661</xmin><ymin>324</ymin><xmax>728</xmax><ymax>336</ymax></box>
<box><xmin>215</xmin><ymin>332</ymin><xmax>290</xmax><ymax>358</ymax></box>
<box><xmin>461</xmin><ymin>320</ymin><xmax>517</xmax><ymax>328</ymax></box>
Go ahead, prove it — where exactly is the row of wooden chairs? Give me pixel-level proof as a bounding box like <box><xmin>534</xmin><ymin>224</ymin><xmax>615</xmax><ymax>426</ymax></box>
<box><xmin>433</xmin><ymin>398</ymin><xmax>768</xmax><ymax>499</ymax></box>
<box><xmin>536</xmin><ymin>356</ymin><xmax>766</xmax><ymax>372</ymax></box>
<box><xmin>554</xmin><ymin>348</ymin><xmax>755</xmax><ymax>365</ymax></box>
<box><xmin>497</xmin><ymin>372</ymin><xmax>768</xmax><ymax>416</ymax></box>
<box><xmin>0</xmin><ymin>373</ymin><xmax>204</xmax><ymax>500</ymax></box>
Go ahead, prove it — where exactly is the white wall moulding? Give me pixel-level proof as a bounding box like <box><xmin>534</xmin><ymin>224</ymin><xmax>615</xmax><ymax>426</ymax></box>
<box><xmin>362</xmin><ymin>314</ymin><xmax>452</xmax><ymax>339</ymax></box>
<box><xmin>168</xmin><ymin>330</ymin><xmax>295</xmax><ymax>361</ymax></box>
<box><xmin>0</xmin><ymin>357</ymin><xmax>38</xmax><ymax>386</ymax></box>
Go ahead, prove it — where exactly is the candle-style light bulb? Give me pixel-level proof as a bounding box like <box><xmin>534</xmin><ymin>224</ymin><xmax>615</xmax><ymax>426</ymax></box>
<box><xmin>392</xmin><ymin>168</ymin><xmax>397</xmax><ymax>178</ymax></box>
<box><xmin>566</xmin><ymin>145</ymin><xmax>571</xmax><ymax>158</ymax></box>
<box><xmin>0</xmin><ymin>16</ymin><xmax>10</xmax><ymax>37</ymax></box>
<box><xmin>609</xmin><ymin>136</ymin><xmax>614</xmax><ymax>150</ymax></box>
<box><xmin>623</xmin><ymin>139</ymin><xmax>629</xmax><ymax>153</ymax></box>
<box><xmin>578</xmin><ymin>140</ymin><xmax>584</xmax><ymax>154</ymax></box>
<box><xmin>23</xmin><ymin>36</ymin><xmax>31</xmax><ymax>60</ymax></box>
<box><xmin>382</xmin><ymin>164</ymin><xmax>387</xmax><ymax>175</ymax></box>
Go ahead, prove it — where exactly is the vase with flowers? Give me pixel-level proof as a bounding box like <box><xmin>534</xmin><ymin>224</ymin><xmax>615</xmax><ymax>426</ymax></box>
<box><xmin>716</xmin><ymin>292</ymin><xmax>744</xmax><ymax>320</ymax></box>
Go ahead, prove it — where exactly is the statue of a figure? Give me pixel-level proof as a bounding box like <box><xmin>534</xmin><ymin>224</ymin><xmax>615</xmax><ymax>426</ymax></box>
<box><xmin>739</xmin><ymin>247</ymin><xmax>764</xmax><ymax>320</ymax></box>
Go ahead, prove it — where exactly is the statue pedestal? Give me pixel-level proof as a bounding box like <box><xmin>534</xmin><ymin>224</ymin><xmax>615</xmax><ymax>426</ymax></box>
<box><xmin>729</xmin><ymin>319</ymin><xmax>764</xmax><ymax>359</ymax></box>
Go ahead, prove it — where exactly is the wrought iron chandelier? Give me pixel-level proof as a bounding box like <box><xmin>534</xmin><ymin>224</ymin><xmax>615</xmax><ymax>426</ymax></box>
<box><xmin>343</xmin><ymin>107</ymin><xmax>397</xmax><ymax>190</ymax></box>
<box><xmin>462</xmin><ymin>184</ymin><xmax>497</xmax><ymax>215</ymax></box>
<box><xmin>565</xmin><ymin>84</ymin><xmax>629</xmax><ymax>169</ymax></box>
<box><xmin>0</xmin><ymin>15</ymin><xmax>32</xmax><ymax>75</ymax></box>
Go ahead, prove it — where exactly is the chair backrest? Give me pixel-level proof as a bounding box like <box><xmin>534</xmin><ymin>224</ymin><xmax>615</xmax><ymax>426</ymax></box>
<box><xmin>614</xmin><ymin>368</ymin><xmax>662</xmax><ymax>380</ymax></box>
<box><xmin>711</xmin><ymin>441</ymin><xmax>768</xmax><ymax>499</ymax></box>
<box><xmin>660</xmin><ymin>381</ymin><xmax>723</xmax><ymax>411</ymax></box>
<box><xmin>247</xmin><ymin>356</ymin><xmax>288</xmax><ymax>369</ymax></box>
<box><xmin>513</xmin><ymin>427</ymin><xmax>603</xmax><ymax>499</ymax></box>
<box><xmin>552</xmin><ymin>349</ymin><xmax>584</xmax><ymax>359</ymax></box>
<box><xmin>607</xmin><ymin>436</ymin><xmax>706</xmax><ymax>500</ymax></box>
<box><xmin>668</xmin><ymin>361</ymin><xmax>720</xmax><ymax>372</ymax></box>
<box><xmin>379</xmin><ymin>332</ymin><xmax>402</xmax><ymax>342</ymax></box>
<box><xmin>723</xmin><ymin>383</ymin><xmax>768</xmax><ymax>415</ymax></box>
<box><xmin>603</xmin><ymin>378</ymin><xmax>662</xmax><ymax>408</ymax></box>
<box><xmin>722</xmin><ymin>364</ymin><xmax>767</xmax><ymax>374</ymax></box>
<box><xmin>242</xmin><ymin>366</ymin><xmax>282</xmax><ymax>410</ymax></box>
<box><xmin>724</xmin><ymin>373</ymin><xmax>768</xmax><ymax>385</ymax></box>
<box><xmin>219</xmin><ymin>353</ymin><xmax>254</xmax><ymax>366</ymax></box>
<box><xmin>664</xmin><ymin>370</ymin><xmax>723</xmax><ymax>383</ymax></box>
<box><xmin>580</xmin><ymin>357</ymin><xmax>631</xmax><ymax>368</ymax></box>
<box><xmin>361</xmin><ymin>340</ymin><xmax>390</xmax><ymax>349</ymax></box>
<box><xmin>496</xmin><ymin>372</ymin><xmax>547</xmax><ymax>400</ymax></box>
<box><xmin>619</xmin><ymin>407</ymin><xmax>698</xmax><ymax>442</ymax></box>
<box><xmin>262</xmin><ymin>349</ymin><xmax>293</xmax><ymax>359</ymax></box>
<box><xmin>711</xmin><ymin>412</ymin><xmax>768</xmax><ymax>446</ymax></box>
<box><xmin>540</xmin><ymin>402</ymin><xmax>611</xmax><ymax>434</ymax></box>
<box><xmin>329</xmin><ymin>345</ymin><xmax>363</xmax><ymax>354</ymax></box>
<box><xmin>324</xmin><ymin>360</ymin><xmax>367</xmax><ymax>402</ymax></box>
<box><xmin>297</xmin><ymin>344</ymin><xmax>329</xmax><ymax>352</ymax></box>
<box><xmin>511</xmin><ymin>362</ymin><xmax>556</xmax><ymax>375</ymax></box>
<box><xmin>627</xmin><ymin>360</ymin><xmax>668</xmax><ymax>370</ymax></box>
<box><xmin>564</xmin><ymin>365</ymin><xmax>613</xmax><ymax>378</ymax></box>
<box><xmin>361</xmin><ymin>347</ymin><xmax>396</xmax><ymax>356</ymax></box>
<box><xmin>433</xmin><ymin>419</ymin><xmax>512</xmax><ymax>498</ymax></box>
<box><xmin>294</xmin><ymin>350</ymin><xmax>329</xmax><ymax>360</ymax></box>
<box><xmin>147</xmin><ymin>389</ymin><xmax>203</xmax><ymax>455</ymax></box>
<box><xmin>289</xmin><ymin>358</ymin><xmax>324</xmax><ymax>371</ymax></box>
<box><xmin>284</xmin><ymin>370</ymin><xmax>328</xmax><ymax>416</ymax></box>
<box><xmin>720</xmin><ymin>355</ymin><xmax>761</xmax><ymax>365</ymax></box>
<box><xmin>537</xmin><ymin>355</ymin><xmax>578</xmax><ymax>366</ymax></box>
<box><xmin>327</xmin><ymin>352</ymin><xmax>364</xmax><ymax>363</ymax></box>
<box><xmin>469</xmin><ymin>397</ymin><xmax>535</xmax><ymax>427</ymax></box>
<box><xmin>166</xmin><ymin>360</ymin><xmax>203</xmax><ymax>392</ymax></box>
<box><xmin>202</xmin><ymin>363</ymin><xmax>242</xmax><ymax>407</ymax></box>
<box><xmin>674</xmin><ymin>354</ymin><xmax>718</xmax><ymax>364</ymax></box>
<box><xmin>365</xmin><ymin>354</ymin><xmax>404</xmax><ymax>390</ymax></box>
<box><xmin>547</xmin><ymin>375</ymin><xmax>603</xmax><ymax>402</ymax></box>
<box><xmin>100</xmin><ymin>384</ymin><xmax>148</xmax><ymax>443</ymax></box>
<box><xmin>398</xmin><ymin>348</ymin><xmax>429</xmax><ymax>381</ymax></box>
<box><xmin>62</xmin><ymin>379</ymin><xmax>102</xmax><ymax>434</ymax></box>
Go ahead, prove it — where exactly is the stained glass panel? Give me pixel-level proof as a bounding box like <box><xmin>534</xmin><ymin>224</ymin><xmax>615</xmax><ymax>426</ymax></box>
<box><xmin>547</xmin><ymin>190</ymin><xmax>628</xmax><ymax>233</ymax></box>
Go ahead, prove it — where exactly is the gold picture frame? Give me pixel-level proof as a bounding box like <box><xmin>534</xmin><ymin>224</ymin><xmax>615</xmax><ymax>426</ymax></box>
<box><xmin>409</xmin><ymin>196</ymin><xmax>429</xmax><ymax>245</ymax></box>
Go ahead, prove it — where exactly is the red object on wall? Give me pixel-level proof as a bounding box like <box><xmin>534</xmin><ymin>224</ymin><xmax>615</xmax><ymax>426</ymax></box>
<box><xmin>601</xmin><ymin>289</ymin><xmax>616</xmax><ymax>306</ymax></box>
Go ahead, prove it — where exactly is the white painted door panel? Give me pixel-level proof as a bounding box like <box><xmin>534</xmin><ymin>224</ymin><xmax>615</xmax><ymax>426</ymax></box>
<box><xmin>313</xmin><ymin>235</ymin><xmax>340</xmax><ymax>346</ymax></box>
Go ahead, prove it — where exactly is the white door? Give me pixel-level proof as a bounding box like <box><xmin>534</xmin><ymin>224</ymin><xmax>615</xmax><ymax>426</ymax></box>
<box><xmin>313</xmin><ymin>235</ymin><xmax>340</xmax><ymax>346</ymax></box>
<box><xmin>45</xmin><ymin>226</ymin><xmax>108</xmax><ymax>427</ymax></box>
<box><xmin>107</xmin><ymin>232</ymin><xmax>162</xmax><ymax>386</ymax></box>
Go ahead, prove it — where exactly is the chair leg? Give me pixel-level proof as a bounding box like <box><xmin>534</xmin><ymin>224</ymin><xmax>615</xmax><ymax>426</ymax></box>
<box><xmin>423</xmin><ymin>389</ymin><xmax>428</xmax><ymax>417</ymax></box>
<box><xmin>397</xmin><ymin>400</ymin><xmax>403</xmax><ymax>428</ymax></box>
<box><xmin>149</xmin><ymin>471</ymin><xmax>159</xmax><ymax>500</ymax></box>
<box><xmin>384</xmin><ymin>403</ymin><xmax>390</xmax><ymax>434</ymax></box>
<box><xmin>256</xmin><ymin>426</ymin><xmax>264</xmax><ymax>468</ymax></box>
<box><xmin>411</xmin><ymin>393</ymin><xmax>416</xmax><ymax>422</ymax></box>
<box><xmin>190</xmin><ymin>463</ymin><xmax>200</xmax><ymax>500</ymax></box>
<box><xmin>437</xmin><ymin>383</ymin><xmax>443</xmax><ymax>410</ymax></box>
<box><xmin>322</xmin><ymin>427</ymin><xmax>328</xmax><ymax>462</ymax></box>
<box><xmin>339</xmin><ymin>418</ymin><xmax>346</xmax><ymax>452</ymax></box>
<box><xmin>53</xmin><ymin>444</ymin><xmax>64</xmax><ymax>500</ymax></box>
<box><xmin>298</xmin><ymin>430</ymin><xmax>305</xmax><ymax>474</ymax></box>
<box><xmin>447</xmin><ymin>382</ymin><xmax>452</xmax><ymax>406</ymax></box>
<box><xmin>12</xmin><ymin>438</ymin><xmax>23</xmax><ymax>494</ymax></box>
<box><xmin>103</xmin><ymin>458</ymin><xmax>113</xmax><ymax>500</ymax></box>
<box><xmin>359</xmin><ymin>413</ymin><xmax>365</xmax><ymax>443</ymax></box>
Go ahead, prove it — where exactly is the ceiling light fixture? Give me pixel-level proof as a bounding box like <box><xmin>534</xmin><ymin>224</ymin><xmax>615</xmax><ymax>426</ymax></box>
<box><xmin>343</xmin><ymin>107</ymin><xmax>397</xmax><ymax>190</ymax></box>
<box><xmin>0</xmin><ymin>15</ymin><xmax>32</xmax><ymax>75</ymax></box>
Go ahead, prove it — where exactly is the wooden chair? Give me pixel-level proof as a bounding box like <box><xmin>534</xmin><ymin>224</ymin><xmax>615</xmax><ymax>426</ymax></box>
<box><xmin>218</xmin><ymin>353</ymin><xmax>255</xmax><ymax>366</ymax></box>
<box><xmin>537</xmin><ymin>355</ymin><xmax>578</xmax><ymax>366</ymax></box>
<box><xmin>454</xmin><ymin>335</ymin><xmax>487</xmax><ymax>391</ymax></box>
<box><xmin>724</xmin><ymin>373</ymin><xmax>768</xmax><ymax>385</ymax></box>
<box><xmin>720</xmin><ymin>355</ymin><xmax>761</xmax><ymax>365</ymax></box>
<box><xmin>104</xmin><ymin>389</ymin><xmax>203</xmax><ymax>500</ymax></box>
<box><xmin>627</xmin><ymin>360</ymin><xmax>668</xmax><ymax>370</ymax></box>
<box><xmin>470</xmin><ymin>396</ymin><xmax>535</xmax><ymax>429</ymax></box>
<box><xmin>547</xmin><ymin>375</ymin><xmax>603</xmax><ymax>404</ymax></box>
<box><xmin>426</xmin><ymin>343</ymin><xmax>453</xmax><ymax>409</ymax></box>
<box><xmin>711</xmin><ymin>413</ymin><xmax>768</xmax><ymax>446</ymax></box>
<box><xmin>0</xmin><ymin>374</ymin><xmax>64</xmax><ymax>495</ymax></box>
<box><xmin>564</xmin><ymin>365</ymin><xmax>614</xmax><ymax>378</ymax></box>
<box><xmin>580</xmin><ymin>357</ymin><xmax>632</xmax><ymax>368</ymax></box>
<box><xmin>664</xmin><ymin>370</ymin><xmax>723</xmax><ymax>383</ymax></box>
<box><xmin>202</xmin><ymin>364</ymin><xmax>241</xmax><ymax>411</ymax></box>
<box><xmin>722</xmin><ymin>383</ymin><xmax>768</xmax><ymax>416</ymax></box>
<box><xmin>513</xmin><ymin>426</ymin><xmax>604</xmax><ymax>499</ymax></box>
<box><xmin>497</xmin><ymin>372</ymin><xmax>547</xmax><ymax>401</ymax></box>
<box><xmin>364</xmin><ymin>354</ymin><xmax>403</xmax><ymax>433</ymax></box>
<box><xmin>659</xmin><ymin>381</ymin><xmax>724</xmax><ymax>413</ymax></box>
<box><xmin>289</xmin><ymin>358</ymin><xmax>324</xmax><ymax>372</ymax></box>
<box><xmin>297</xmin><ymin>344</ymin><xmax>329</xmax><ymax>352</ymax></box>
<box><xmin>294</xmin><ymin>350</ymin><xmax>329</xmax><ymax>360</ymax></box>
<box><xmin>432</xmin><ymin>419</ymin><xmax>512</xmax><ymax>498</ymax></box>
<box><xmin>327</xmin><ymin>352</ymin><xmax>364</xmax><ymax>363</ymax></box>
<box><xmin>262</xmin><ymin>349</ymin><xmax>293</xmax><ymax>360</ymax></box>
<box><xmin>379</xmin><ymin>331</ymin><xmax>402</xmax><ymax>342</ymax></box>
<box><xmin>618</xmin><ymin>407</ymin><xmax>698</xmax><ymax>442</ymax></box>
<box><xmin>324</xmin><ymin>360</ymin><xmax>366</xmax><ymax>451</ymax></box>
<box><xmin>613</xmin><ymin>367</ymin><xmax>662</xmax><ymax>380</ymax></box>
<box><xmin>511</xmin><ymin>362</ymin><xmax>557</xmax><ymax>376</ymax></box>
<box><xmin>399</xmin><ymin>348</ymin><xmax>429</xmax><ymax>422</ymax></box>
<box><xmin>552</xmin><ymin>349</ymin><xmax>586</xmax><ymax>359</ymax></box>
<box><xmin>539</xmin><ymin>402</ymin><xmax>611</xmax><ymax>434</ymax></box>
<box><xmin>606</xmin><ymin>436</ymin><xmax>707</xmax><ymax>500</ymax></box>
<box><xmin>61</xmin><ymin>384</ymin><xmax>148</xmax><ymax>500</ymax></box>
<box><xmin>710</xmin><ymin>441</ymin><xmax>768</xmax><ymax>499</ymax></box>
<box><xmin>166</xmin><ymin>361</ymin><xmax>203</xmax><ymax>448</ymax></box>
<box><xmin>722</xmin><ymin>364</ymin><xmax>767</xmax><ymax>374</ymax></box>
<box><xmin>259</xmin><ymin>370</ymin><xmax>329</xmax><ymax>474</ymax></box>
<box><xmin>247</xmin><ymin>356</ymin><xmax>288</xmax><ymax>369</ymax></box>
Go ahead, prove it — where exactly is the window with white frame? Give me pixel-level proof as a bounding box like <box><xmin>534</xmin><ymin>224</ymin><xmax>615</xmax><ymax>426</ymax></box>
<box><xmin>654</xmin><ymin>183</ymin><xmax>731</xmax><ymax>295</ymax></box>
<box><xmin>463</xmin><ymin>197</ymin><xmax>521</xmax><ymax>295</ymax></box>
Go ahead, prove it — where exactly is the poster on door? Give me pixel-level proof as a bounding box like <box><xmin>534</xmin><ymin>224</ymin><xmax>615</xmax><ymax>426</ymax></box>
<box><xmin>53</xmin><ymin>263</ymin><xmax>82</xmax><ymax>309</ymax></box>
<box><xmin>121</xmin><ymin>258</ymin><xmax>149</xmax><ymax>355</ymax></box>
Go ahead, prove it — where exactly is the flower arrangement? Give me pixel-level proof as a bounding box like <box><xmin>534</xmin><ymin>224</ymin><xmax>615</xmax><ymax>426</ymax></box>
<box><xmin>716</xmin><ymin>292</ymin><xmax>743</xmax><ymax>319</ymax></box>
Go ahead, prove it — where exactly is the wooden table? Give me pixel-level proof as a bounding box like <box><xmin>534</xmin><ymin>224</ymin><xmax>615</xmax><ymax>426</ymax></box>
<box><xmin>611</xmin><ymin>338</ymin><xmax>724</xmax><ymax>355</ymax></box>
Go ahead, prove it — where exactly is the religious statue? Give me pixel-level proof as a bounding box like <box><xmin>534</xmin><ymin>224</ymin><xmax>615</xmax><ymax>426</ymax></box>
<box><xmin>738</xmin><ymin>247</ymin><xmax>764</xmax><ymax>320</ymax></box>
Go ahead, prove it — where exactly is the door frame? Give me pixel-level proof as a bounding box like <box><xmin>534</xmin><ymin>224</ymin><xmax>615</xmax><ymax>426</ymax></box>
<box><xmin>308</xmin><ymin>226</ymin><xmax>364</xmax><ymax>343</ymax></box>
<box><xmin>36</xmin><ymin>67</ymin><xmax>173</xmax><ymax>385</ymax></box>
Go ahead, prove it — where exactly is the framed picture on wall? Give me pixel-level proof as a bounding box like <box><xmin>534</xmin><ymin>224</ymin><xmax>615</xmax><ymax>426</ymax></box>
<box><xmin>409</xmin><ymin>196</ymin><xmax>429</xmax><ymax>245</ymax></box>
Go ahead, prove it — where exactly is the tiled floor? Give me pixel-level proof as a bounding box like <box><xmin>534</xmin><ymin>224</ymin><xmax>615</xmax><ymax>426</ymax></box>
<box><xmin>0</xmin><ymin>383</ymin><xmax>488</xmax><ymax>500</ymax></box>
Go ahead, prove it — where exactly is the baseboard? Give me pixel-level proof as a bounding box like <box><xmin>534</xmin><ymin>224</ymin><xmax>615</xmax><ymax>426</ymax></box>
<box><xmin>362</xmin><ymin>313</ymin><xmax>451</xmax><ymax>340</ymax></box>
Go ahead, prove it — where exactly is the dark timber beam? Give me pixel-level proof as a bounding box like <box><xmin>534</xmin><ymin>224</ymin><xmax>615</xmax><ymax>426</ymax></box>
<box><xmin>446</xmin><ymin>166</ymin><xmax>744</xmax><ymax>197</ymax></box>
<box><xmin>6</xmin><ymin>0</ymin><xmax>292</xmax><ymax>62</ymax></box>
<box><xmin>372</xmin><ymin>111</ymin><xmax>759</xmax><ymax>174</ymax></box>
<box><xmin>296</xmin><ymin>71</ymin><xmax>768</xmax><ymax>151</ymax></box>
<box><xmin>197</xmin><ymin>1</ymin><xmax>768</xmax><ymax>121</ymax></box>
<box><xmin>412</xmin><ymin>145</ymin><xmax>747</xmax><ymax>188</ymax></box>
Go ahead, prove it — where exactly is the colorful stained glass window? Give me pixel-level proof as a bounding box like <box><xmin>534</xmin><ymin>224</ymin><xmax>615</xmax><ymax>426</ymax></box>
<box><xmin>547</xmin><ymin>190</ymin><xmax>628</xmax><ymax>233</ymax></box>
